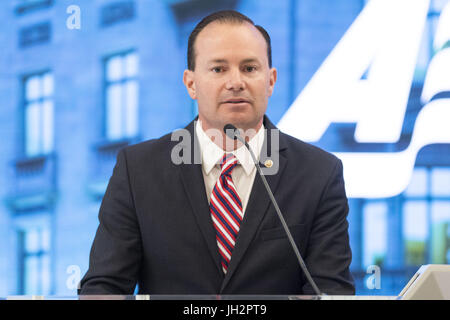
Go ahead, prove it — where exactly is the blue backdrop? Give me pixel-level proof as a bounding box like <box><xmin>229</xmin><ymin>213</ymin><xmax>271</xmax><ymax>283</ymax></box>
<box><xmin>0</xmin><ymin>0</ymin><xmax>449</xmax><ymax>296</ymax></box>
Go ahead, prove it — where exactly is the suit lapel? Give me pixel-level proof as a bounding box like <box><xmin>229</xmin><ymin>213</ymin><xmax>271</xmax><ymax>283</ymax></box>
<box><xmin>220</xmin><ymin>117</ymin><xmax>288</xmax><ymax>292</ymax></box>
<box><xmin>177</xmin><ymin>120</ymin><xmax>223</xmax><ymax>276</ymax></box>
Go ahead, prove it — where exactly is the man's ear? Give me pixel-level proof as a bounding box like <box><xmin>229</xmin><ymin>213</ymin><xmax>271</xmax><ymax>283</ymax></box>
<box><xmin>267</xmin><ymin>67</ymin><xmax>277</xmax><ymax>97</ymax></box>
<box><xmin>183</xmin><ymin>69</ymin><xmax>197</xmax><ymax>100</ymax></box>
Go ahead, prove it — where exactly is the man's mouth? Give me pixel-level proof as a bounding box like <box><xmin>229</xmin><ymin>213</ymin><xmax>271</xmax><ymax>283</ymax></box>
<box><xmin>222</xmin><ymin>99</ymin><xmax>250</xmax><ymax>104</ymax></box>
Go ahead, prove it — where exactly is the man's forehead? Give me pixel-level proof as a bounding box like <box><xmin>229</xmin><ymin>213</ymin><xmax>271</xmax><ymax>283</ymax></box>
<box><xmin>196</xmin><ymin>20</ymin><xmax>265</xmax><ymax>46</ymax></box>
<box><xmin>195</xmin><ymin>21</ymin><xmax>267</xmax><ymax>62</ymax></box>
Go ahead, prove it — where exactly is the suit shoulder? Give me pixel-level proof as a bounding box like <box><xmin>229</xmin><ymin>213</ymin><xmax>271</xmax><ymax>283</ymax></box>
<box><xmin>120</xmin><ymin>132</ymin><xmax>174</xmax><ymax>163</ymax></box>
<box><xmin>280</xmin><ymin>131</ymin><xmax>340</xmax><ymax>168</ymax></box>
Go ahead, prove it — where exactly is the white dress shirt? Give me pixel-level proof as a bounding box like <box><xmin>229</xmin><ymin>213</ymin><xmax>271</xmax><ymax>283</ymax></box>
<box><xmin>195</xmin><ymin>120</ymin><xmax>265</xmax><ymax>214</ymax></box>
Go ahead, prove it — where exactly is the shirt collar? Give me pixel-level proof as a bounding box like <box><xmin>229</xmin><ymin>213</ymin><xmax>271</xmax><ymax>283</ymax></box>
<box><xmin>195</xmin><ymin>119</ymin><xmax>265</xmax><ymax>176</ymax></box>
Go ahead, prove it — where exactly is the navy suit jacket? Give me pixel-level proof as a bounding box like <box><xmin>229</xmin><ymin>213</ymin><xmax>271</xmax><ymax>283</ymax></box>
<box><xmin>79</xmin><ymin>116</ymin><xmax>354</xmax><ymax>295</ymax></box>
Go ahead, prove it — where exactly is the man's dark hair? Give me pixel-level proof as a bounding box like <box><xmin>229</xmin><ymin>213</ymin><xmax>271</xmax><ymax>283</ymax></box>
<box><xmin>187</xmin><ymin>10</ymin><xmax>272</xmax><ymax>71</ymax></box>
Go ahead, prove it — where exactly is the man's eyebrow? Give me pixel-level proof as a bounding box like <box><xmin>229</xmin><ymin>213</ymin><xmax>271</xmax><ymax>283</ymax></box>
<box><xmin>207</xmin><ymin>59</ymin><xmax>228</xmax><ymax>64</ymax></box>
<box><xmin>207</xmin><ymin>58</ymin><xmax>261</xmax><ymax>64</ymax></box>
<box><xmin>240</xmin><ymin>58</ymin><xmax>260</xmax><ymax>64</ymax></box>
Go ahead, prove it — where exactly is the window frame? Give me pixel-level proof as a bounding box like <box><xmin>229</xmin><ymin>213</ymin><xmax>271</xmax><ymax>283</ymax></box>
<box><xmin>402</xmin><ymin>166</ymin><xmax>450</xmax><ymax>266</ymax></box>
<box><xmin>102</xmin><ymin>50</ymin><xmax>139</xmax><ymax>142</ymax></box>
<box><xmin>21</xmin><ymin>70</ymin><xmax>54</xmax><ymax>158</ymax></box>
<box><xmin>14</xmin><ymin>212</ymin><xmax>52</xmax><ymax>295</ymax></box>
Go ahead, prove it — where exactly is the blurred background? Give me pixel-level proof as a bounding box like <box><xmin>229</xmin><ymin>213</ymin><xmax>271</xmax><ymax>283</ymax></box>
<box><xmin>0</xmin><ymin>0</ymin><xmax>449</xmax><ymax>297</ymax></box>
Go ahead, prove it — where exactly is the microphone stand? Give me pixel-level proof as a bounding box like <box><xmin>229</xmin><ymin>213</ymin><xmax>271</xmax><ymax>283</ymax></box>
<box><xmin>226</xmin><ymin>126</ymin><xmax>324</xmax><ymax>297</ymax></box>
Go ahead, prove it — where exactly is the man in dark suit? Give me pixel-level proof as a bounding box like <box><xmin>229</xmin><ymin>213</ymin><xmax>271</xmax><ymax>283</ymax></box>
<box><xmin>79</xmin><ymin>10</ymin><xmax>354</xmax><ymax>295</ymax></box>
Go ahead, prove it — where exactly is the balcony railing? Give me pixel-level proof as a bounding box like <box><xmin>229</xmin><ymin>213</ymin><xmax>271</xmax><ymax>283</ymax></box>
<box><xmin>88</xmin><ymin>138</ymin><xmax>137</xmax><ymax>199</ymax></box>
<box><xmin>14</xmin><ymin>0</ymin><xmax>53</xmax><ymax>15</ymax></box>
<box><xmin>100</xmin><ymin>1</ymin><xmax>135</xmax><ymax>27</ymax></box>
<box><xmin>7</xmin><ymin>154</ymin><xmax>57</xmax><ymax>212</ymax></box>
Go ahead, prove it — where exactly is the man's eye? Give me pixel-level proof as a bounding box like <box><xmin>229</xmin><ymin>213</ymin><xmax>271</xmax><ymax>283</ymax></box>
<box><xmin>244</xmin><ymin>66</ymin><xmax>257</xmax><ymax>72</ymax></box>
<box><xmin>212</xmin><ymin>67</ymin><xmax>223</xmax><ymax>73</ymax></box>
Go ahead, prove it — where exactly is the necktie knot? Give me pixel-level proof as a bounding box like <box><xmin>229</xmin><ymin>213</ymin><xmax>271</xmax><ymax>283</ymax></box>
<box><xmin>220</xmin><ymin>153</ymin><xmax>238</xmax><ymax>176</ymax></box>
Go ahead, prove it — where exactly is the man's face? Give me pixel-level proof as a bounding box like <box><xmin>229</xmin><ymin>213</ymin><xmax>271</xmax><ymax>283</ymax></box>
<box><xmin>183</xmin><ymin>21</ymin><xmax>277</xmax><ymax>133</ymax></box>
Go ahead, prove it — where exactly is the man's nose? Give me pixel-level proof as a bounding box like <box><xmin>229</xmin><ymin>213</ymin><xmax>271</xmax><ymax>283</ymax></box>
<box><xmin>225</xmin><ymin>69</ymin><xmax>245</xmax><ymax>91</ymax></box>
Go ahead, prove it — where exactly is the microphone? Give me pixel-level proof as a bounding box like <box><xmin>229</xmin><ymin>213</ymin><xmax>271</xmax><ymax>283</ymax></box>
<box><xmin>224</xmin><ymin>124</ymin><xmax>324</xmax><ymax>297</ymax></box>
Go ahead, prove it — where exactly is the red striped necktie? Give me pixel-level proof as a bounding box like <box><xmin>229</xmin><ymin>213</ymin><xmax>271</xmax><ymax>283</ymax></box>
<box><xmin>210</xmin><ymin>153</ymin><xmax>243</xmax><ymax>274</ymax></box>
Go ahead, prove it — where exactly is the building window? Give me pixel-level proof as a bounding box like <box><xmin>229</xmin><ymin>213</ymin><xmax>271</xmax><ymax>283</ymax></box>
<box><xmin>363</xmin><ymin>201</ymin><xmax>388</xmax><ymax>267</ymax></box>
<box><xmin>403</xmin><ymin>167</ymin><xmax>450</xmax><ymax>265</ymax></box>
<box><xmin>402</xmin><ymin>200</ymin><xmax>428</xmax><ymax>265</ymax></box>
<box><xmin>23</xmin><ymin>71</ymin><xmax>54</xmax><ymax>157</ymax></box>
<box><xmin>18</xmin><ymin>227</ymin><xmax>51</xmax><ymax>295</ymax></box>
<box><xmin>104</xmin><ymin>51</ymin><xmax>139</xmax><ymax>141</ymax></box>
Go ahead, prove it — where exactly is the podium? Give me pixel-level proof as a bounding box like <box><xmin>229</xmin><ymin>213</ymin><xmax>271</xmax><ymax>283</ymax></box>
<box><xmin>4</xmin><ymin>294</ymin><xmax>398</xmax><ymax>300</ymax></box>
<box><xmin>398</xmin><ymin>264</ymin><xmax>450</xmax><ymax>300</ymax></box>
<box><xmin>2</xmin><ymin>265</ymin><xmax>450</xmax><ymax>300</ymax></box>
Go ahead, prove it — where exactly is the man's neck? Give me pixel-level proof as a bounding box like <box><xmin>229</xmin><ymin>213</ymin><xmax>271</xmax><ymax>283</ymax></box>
<box><xmin>199</xmin><ymin>119</ymin><xmax>263</xmax><ymax>151</ymax></box>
